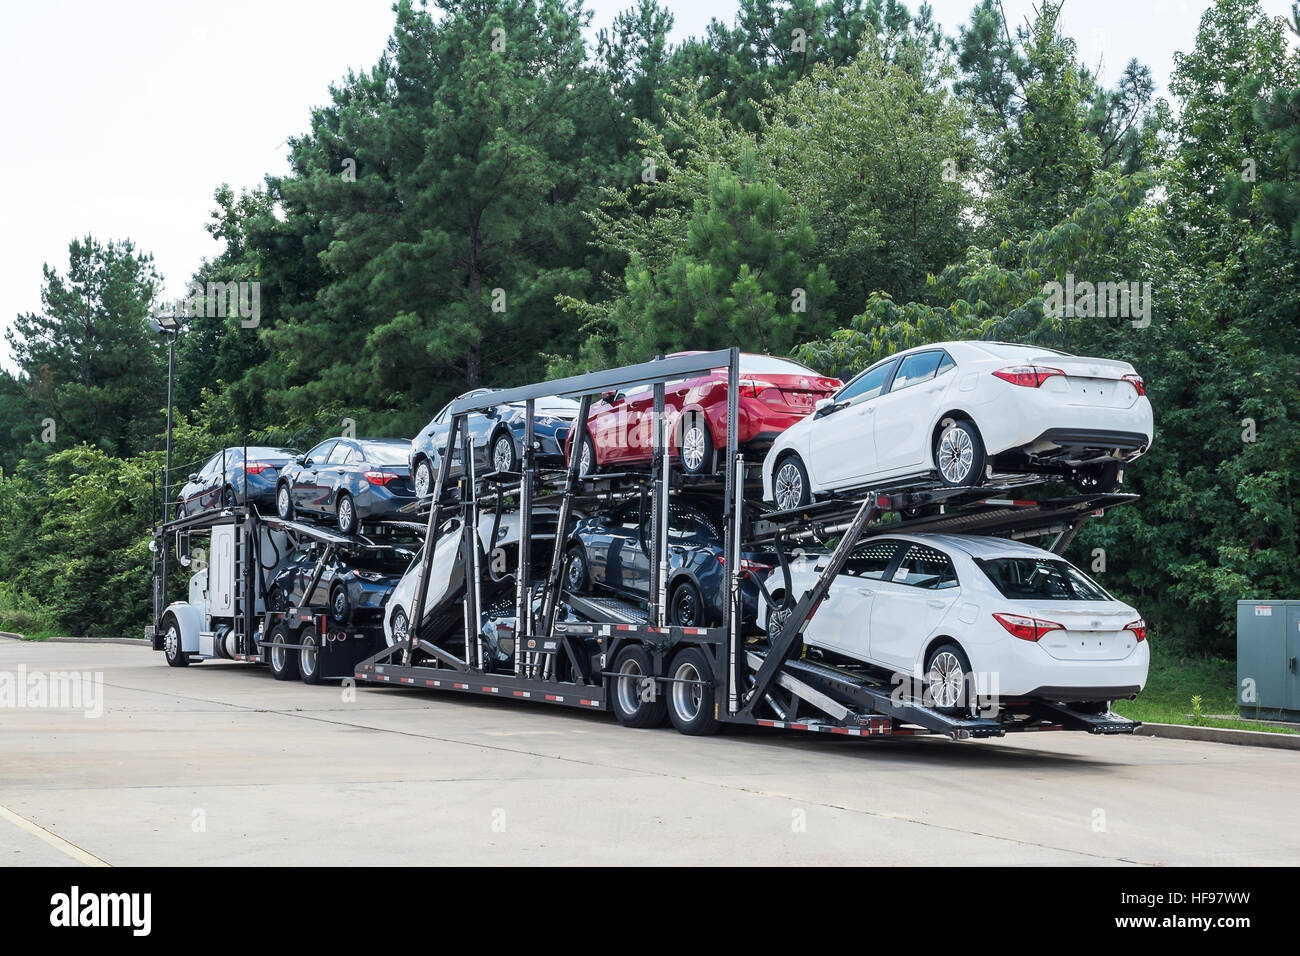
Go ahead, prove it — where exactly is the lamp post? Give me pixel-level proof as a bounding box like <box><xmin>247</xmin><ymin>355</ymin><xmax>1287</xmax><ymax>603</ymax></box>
<box><xmin>150</xmin><ymin>310</ymin><xmax>184</xmax><ymax>621</ymax></box>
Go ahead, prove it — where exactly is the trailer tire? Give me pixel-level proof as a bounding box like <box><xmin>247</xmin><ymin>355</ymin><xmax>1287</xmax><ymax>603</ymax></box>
<box><xmin>268</xmin><ymin>623</ymin><xmax>299</xmax><ymax>681</ymax></box>
<box><xmin>298</xmin><ymin>624</ymin><xmax>324</xmax><ymax>685</ymax></box>
<box><xmin>609</xmin><ymin>645</ymin><xmax>667</xmax><ymax>728</ymax></box>
<box><xmin>161</xmin><ymin>613</ymin><xmax>189</xmax><ymax>667</ymax></box>
<box><xmin>666</xmin><ymin>646</ymin><xmax>720</xmax><ymax>736</ymax></box>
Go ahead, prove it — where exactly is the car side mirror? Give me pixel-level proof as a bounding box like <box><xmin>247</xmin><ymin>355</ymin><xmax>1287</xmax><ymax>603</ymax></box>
<box><xmin>601</xmin><ymin>390</ymin><xmax>621</xmax><ymax>404</ymax></box>
<box><xmin>187</xmin><ymin>473</ymin><xmax>199</xmax><ymax>482</ymax></box>
<box><xmin>813</xmin><ymin>398</ymin><xmax>837</xmax><ymax>418</ymax></box>
<box><xmin>303</xmin><ymin>457</ymin><xmax>314</xmax><ymax>467</ymax></box>
<box><xmin>294</xmin><ymin>455</ymin><xmax>306</xmax><ymax>466</ymax></box>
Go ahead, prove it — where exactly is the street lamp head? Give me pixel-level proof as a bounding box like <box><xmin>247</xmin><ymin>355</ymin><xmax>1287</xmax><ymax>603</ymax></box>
<box><xmin>151</xmin><ymin>313</ymin><xmax>181</xmax><ymax>334</ymax></box>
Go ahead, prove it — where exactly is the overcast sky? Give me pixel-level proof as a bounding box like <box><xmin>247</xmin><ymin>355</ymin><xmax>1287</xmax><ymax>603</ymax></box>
<box><xmin>2</xmin><ymin>0</ymin><xmax>1294</xmax><ymax>367</ymax></box>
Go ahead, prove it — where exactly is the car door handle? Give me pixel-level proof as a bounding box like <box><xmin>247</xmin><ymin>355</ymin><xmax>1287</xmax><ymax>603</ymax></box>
<box><xmin>855</xmin><ymin>587</ymin><xmax>874</xmax><ymax>597</ymax></box>
<box><xmin>927</xmin><ymin>599</ymin><xmax>945</xmax><ymax>608</ymax></box>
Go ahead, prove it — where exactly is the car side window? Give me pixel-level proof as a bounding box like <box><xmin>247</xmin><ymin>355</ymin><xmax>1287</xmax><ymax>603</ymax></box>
<box><xmin>890</xmin><ymin>351</ymin><xmax>944</xmax><ymax>391</ymax></box>
<box><xmin>842</xmin><ymin>539</ymin><xmax>903</xmax><ymax>579</ymax></box>
<box><xmin>307</xmin><ymin>440</ymin><xmax>336</xmax><ymax>464</ymax></box>
<box><xmin>199</xmin><ymin>453</ymin><xmax>222</xmax><ymax>478</ymax></box>
<box><xmin>889</xmin><ymin>544</ymin><xmax>959</xmax><ymax>589</ymax></box>
<box><xmin>668</xmin><ymin>507</ymin><xmax>719</xmax><ymax>544</ymax></box>
<box><xmin>836</xmin><ymin>359</ymin><xmax>898</xmax><ymax>405</ymax></box>
<box><xmin>936</xmin><ymin>351</ymin><xmax>955</xmax><ymax>375</ymax></box>
<box><xmin>326</xmin><ymin>443</ymin><xmax>352</xmax><ymax>465</ymax></box>
<box><xmin>615</xmin><ymin>506</ymin><xmax>642</xmax><ymax>531</ymax></box>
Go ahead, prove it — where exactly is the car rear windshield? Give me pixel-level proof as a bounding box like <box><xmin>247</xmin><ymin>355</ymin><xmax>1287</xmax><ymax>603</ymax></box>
<box><xmin>737</xmin><ymin>355</ymin><xmax>819</xmax><ymax>376</ymax></box>
<box><xmin>358</xmin><ymin>441</ymin><xmax>409</xmax><ymax>465</ymax></box>
<box><xmin>975</xmin><ymin>557</ymin><xmax>1112</xmax><ymax>601</ymax></box>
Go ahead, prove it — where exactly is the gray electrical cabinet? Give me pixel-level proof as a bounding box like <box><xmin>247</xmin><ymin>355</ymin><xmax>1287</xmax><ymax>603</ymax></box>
<box><xmin>1237</xmin><ymin>600</ymin><xmax>1300</xmax><ymax>722</ymax></box>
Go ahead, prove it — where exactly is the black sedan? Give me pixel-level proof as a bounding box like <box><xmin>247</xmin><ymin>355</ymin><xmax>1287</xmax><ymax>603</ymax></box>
<box><xmin>563</xmin><ymin>496</ymin><xmax>774</xmax><ymax>629</ymax></box>
<box><xmin>275</xmin><ymin>437</ymin><xmax>418</xmax><ymax>534</ymax></box>
<box><xmin>175</xmin><ymin>446</ymin><xmax>300</xmax><ymax>519</ymax></box>
<box><xmin>266</xmin><ymin>541</ymin><xmax>416</xmax><ymax>624</ymax></box>
<box><xmin>409</xmin><ymin>389</ymin><xmax>579</xmax><ymax>497</ymax></box>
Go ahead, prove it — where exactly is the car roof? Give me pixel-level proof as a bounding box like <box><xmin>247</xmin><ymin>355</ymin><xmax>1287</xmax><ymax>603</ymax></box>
<box><xmin>885</xmin><ymin>533</ymin><xmax>1058</xmax><ymax>560</ymax></box>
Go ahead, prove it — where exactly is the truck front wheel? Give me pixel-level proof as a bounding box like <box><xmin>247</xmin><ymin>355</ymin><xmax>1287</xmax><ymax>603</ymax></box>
<box><xmin>161</xmin><ymin>614</ymin><xmax>189</xmax><ymax>667</ymax></box>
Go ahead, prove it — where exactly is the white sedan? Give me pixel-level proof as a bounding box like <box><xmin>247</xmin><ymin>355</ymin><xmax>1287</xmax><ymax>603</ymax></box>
<box><xmin>760</xmin><ymin>533</ymin><xmax>1149</xmax><ymax>712</ymax></box>
<box><xmin>762</xmin><ymin>341</ymin><xmax>1153</xmax><ymax>509</ymax></box>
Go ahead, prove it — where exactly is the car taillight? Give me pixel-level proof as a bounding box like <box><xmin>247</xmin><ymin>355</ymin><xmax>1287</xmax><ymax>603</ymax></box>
<box><xmin>993</xmin><ymin>612</ymin><xmax>1064</xmax><ymax>641</ymax></box>
<box><xmin>991</xmin><ymin>365</ymin><xmax>1065</xmax><ymax>388</ymax></box>
<box><xmin>1122</xmin><ymin>373</ymin><xmax>1146</xmax><ymax>396</ymax></box>
<box><xmin>740</xmin><ymin>379</ymin><xmax>777</xmax><ymax>398</ymax></box>
<box><xmin>717</xmin><ymin>556</ymin><xmax>774</xmax><ymax>577</ymax></box>
<box><xmin>364</xmin><ymin>471</ymin><xmax>397</xmax><ymax>486</ymax></box>
<box><xmin>244</xmin><ymin>462</ymin><xmax>275</xmax><ymax>475</ymax></box>
<box><xmin>1125</xmin><ymin>618</ymin><xmax>1147</xmax><ymax>641</ymax></box>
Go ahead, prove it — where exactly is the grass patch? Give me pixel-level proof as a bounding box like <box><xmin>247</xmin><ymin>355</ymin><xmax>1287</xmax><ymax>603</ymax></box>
<box><xmin>1113</xmin><ymin>640</ymin><xmax>1297</xmax><ymax>735</ymax></box>
<box><xmin>0</xmin><ymin>582</ymin><xmax>62</xmax><ymax>640</ymax></box>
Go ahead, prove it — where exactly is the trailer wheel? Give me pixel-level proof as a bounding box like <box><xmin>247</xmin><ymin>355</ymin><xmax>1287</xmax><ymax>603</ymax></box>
<box><xmin>924</xmin><ymin>641</ymin><xmax>973</xmax><ymax>715</ymax></box>
<box><xmin>268</xmin><ymin>623</ymin><xmax>299</xmax><ymax>681</ymax></box>
<box><xmin>298</xmin><ymin>625</ymin><xmax>324</xmax><ymax>685</ymax></box>
<box><xmin>666</xmin><ymin>646</ymin><xmax>720</xmax><ymax>736</ymax></box>
<box><xmin>161</xmin><ymin>613</ymin><xmax>189</xmax><ymax>667</ymax></box>
<box><xmin>609</xmin><ymin>645</ymin><xmax>667</xmax><ymax>728</ymax></box>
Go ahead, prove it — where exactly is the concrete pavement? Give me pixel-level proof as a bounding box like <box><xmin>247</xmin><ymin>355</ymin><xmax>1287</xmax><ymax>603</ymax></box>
<box><xmin>2</xmin><ymin>639</ymin><xmax>1295</xmax><ymax>866</ymax></box>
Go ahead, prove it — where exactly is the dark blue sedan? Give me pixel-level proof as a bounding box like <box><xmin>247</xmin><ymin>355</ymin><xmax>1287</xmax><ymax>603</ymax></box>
<box><xmin>409</xmin><ymin>389</ymin><xmax>579</xmax><ymax>497</ymax></box>
<box><xmin>275</xmin><ymin>437</ymin><xmax>418</xmax><ymax>534</ymax></box>
<box><xmin>174</xmin><ymin>446</ymin><xmax>300</xmax><ymax>519</ymax></box>
<box><xmin>266</xmin><ymin>541</ymin><xmax>417</xmax><ymax>625</ymax></box>
<box><xmin>563</xmin><ymin>495</ymin><xmax>775</xmax><ymax>630</ymax></box>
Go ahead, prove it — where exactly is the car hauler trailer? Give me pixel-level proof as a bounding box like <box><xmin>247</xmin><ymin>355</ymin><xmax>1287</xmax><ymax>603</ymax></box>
<box><xmin>322</xmin><ymin>349</ymin><xmax>1143</xmax><ymax>740</ymax></box>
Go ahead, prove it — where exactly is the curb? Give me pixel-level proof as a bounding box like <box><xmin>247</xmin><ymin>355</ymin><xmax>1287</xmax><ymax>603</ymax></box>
<box><xmin>1134</xmin><ymin>721</ymin><xmax>1300</xmax><ymax>751</ymax></box>
<box><xmin>1</xmin><ymin>632</ymin><xmax>148</xmax><ymax>647</ymax></box>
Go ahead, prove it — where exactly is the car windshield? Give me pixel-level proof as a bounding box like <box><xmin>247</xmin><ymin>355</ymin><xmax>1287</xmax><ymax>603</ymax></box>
<box><xmin>349</xmin><ymin>547</ymin><xmax>416</xmax><ymax>573</ymax></box>
<box><xmin>358</xmin><ymin>441</ymin><xmax>409</xmax><ymax>465</ymax></box>
<box><xmin>975</xmin><ymin>557</ymin><xmax>1112</xmax><ymax>601</ymax></box>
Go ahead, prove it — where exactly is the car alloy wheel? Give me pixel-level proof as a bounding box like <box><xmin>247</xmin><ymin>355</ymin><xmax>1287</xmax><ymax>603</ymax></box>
<box><xmin>774</xmin><ymin>460</ymin><xmax>804</xmax><ymax>510</ymax></box>
<box><xmin>767</xmin><ymin>605</ymin><xmax>791</xmax><ymax>643</ymax></box>
<box><xmin>276</xmin><ymin>485</ymin><xmax>292</xmax><ymax>519</ymax></box>
<box><xmin>492</xmin><ymin>434</ymin><xmax>515</xmax><ymax>472</ymax></box>
<box><xmin>414</xmin><ymin>460</ymin><xmax>433</xmax><ymax>498</ymax></box>
<box><xmin>565</xmin><ymin>551</ymin><xmax>586</xmax><ymax>592</ymax></box>
<box><xmin>331</xmin><ymin>587</ymin><xmax>350</xmax><ymax>624</ymax></box>
<box><xmin>390</xmin><ymin>608</ymin><xmax>409</xmax><ymax>647</ymax></box>
<box><xmin>937</xmin><ymin>424</ymin><xmax>975</xmax><ymax>485</ymax></box>
<box><xmin>578</xmin><ymin>439</ymin><xmax>594</xmax><ymax>477</ymax></box>
<box><xmin>926</xmin><ymin>649</ymin><xmax>966</xmax><ymax>710</ymax></box>
<box><xmin>337</xmin><ymin>495</ymin><xmax>355</xmax><ymax>534</ymax></box>
<box><xmin>682</xmin><ymin>423</ymin><xmax>707</xmax><ymax>472</ymax></box>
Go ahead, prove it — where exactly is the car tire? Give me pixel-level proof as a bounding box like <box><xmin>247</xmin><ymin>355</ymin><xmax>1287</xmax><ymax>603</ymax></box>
<box><xmin>678</xmin><ymin>413</ymin><xmax>714</xmax><ymax>476</ymax></box>
<box><xmin>934</xmin><ymin>419</ymin><xmax>986</xmax><ymax>488</ymax></box>
<box><xmin>577</xmin><ymin>434</ymin><xmax>598</xmax><ymax>477</ymax></box>
<box><xmin>668</xmin><ymin>579</ymin><xmax>706</xmax><ymax>628</ymax></box>
<box><xmin>388</xmin><ymin>606</ymin><xmax>409</xmax><ymax>649</ymax></box>
<box><xmin>174</xmin><ymin>501</ymin><xmax>186</xmax><ymax>520</ymax></box>
<box><xmin>267</xmin><ymin>586</ymin><xmax>288</xmax><ymax>613</ymax></box>
<box><xmin>337</xmin><ymin>493</ymin><xmax>357</xmax><ymax>535</ymax></box>
<box><xmin>161</xmin><ymin>613</ymin><xmax>189</xmax><ymax>667</ymax></box>
<box><xmin>329</xmin><ymin>584</ymin><xmax>351</xmax><ymax>624</ymax></box>
<box><xmin>490</xmin><ymin>431</ymin><xmax>518</xmax><ymax>473</ymax></box>
<box><xmin>765</xmin><ymin>593</ymin><xmax>792</xmax><ymax>644</ymax></box>
<box><xmin>609</xmin><ymin>645</ymin><xmax>667</xmax><ymax>728</ymax></box>
<box><xmin>268</xmin><ymin>623</ymin><xmax>299</xmax><ymax>681</ymax></box>
<box><xmin>564</xmin><ymin>545</ymin><xmax>590</xmax><ymax>594</ymax></box>
<box><xmin>666</xmin><ymin>646</ymin><xmax>721</xmax><ymax>736</ymax></box>
<box><xmin>1072</xmin><ymin>460</ymin><xmax>1122</xmax><ymax>494</ymax></box>
<box><xmin>222</xmin><ymin>485</ymin><xmax>237</xmax><ymax>508</ymax></box>
<box><xmin>298</xmin><ymin>625</ymin><xmax>324</xmax><ymax>685</ymax></box>
<box><xmin>924</xmin><ymin>641</ymin><xmax>974</xmax><ymax>715</ymax></box>
<box><xmin>413</xmin><ymin>458</ymin><xmax>435</xmax><ymax>498</ymax></box>
<box><xmin>772</xmin><ymin>453</ymin><xmax>812</xmax><ymax>510</ymax></box>
<box><xmin>276</xmin><ymin>483</ymin><xmax>294</xmax><ymax>520</ymax></box>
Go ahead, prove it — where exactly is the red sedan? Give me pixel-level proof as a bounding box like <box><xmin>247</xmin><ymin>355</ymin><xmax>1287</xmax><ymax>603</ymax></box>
<box><xmin>568</xmin><ymin>353</ymin><xmax>842</xmax><ymax>475</ymax></box>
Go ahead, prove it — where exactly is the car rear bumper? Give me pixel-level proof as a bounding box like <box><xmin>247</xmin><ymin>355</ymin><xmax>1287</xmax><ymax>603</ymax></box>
<box><xmin>968</xmin><ymin>638</ymin><xmax>1150</xmax><ymax>700</ymax></box>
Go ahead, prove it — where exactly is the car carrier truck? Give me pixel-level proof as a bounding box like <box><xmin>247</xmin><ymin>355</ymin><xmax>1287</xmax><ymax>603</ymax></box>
<box><xmin>148</xmin><ymin>349</ymin><xmax>1142</xmax><ymax>740</ymax></box>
